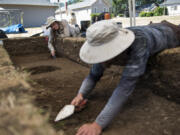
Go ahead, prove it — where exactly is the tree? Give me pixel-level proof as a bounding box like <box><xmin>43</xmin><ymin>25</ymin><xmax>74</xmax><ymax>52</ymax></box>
<box><xmin>112</xmin><ymin>0</ymin><xmax>164</xmax><ymax>17</ymax></box>
<box><xmin>136</xmin><ymin>0</ymin><xmax>164</xmax><ymax>5</ymax></box>
<box><xmin>68</xmin><ymin>0</ymin><xmax>83</xmax><ymax>5</ymax></box>
<box><xmin>112</xmin><ymin>0</ymin><xmax>128</xmax><ymax>16</ymax></box>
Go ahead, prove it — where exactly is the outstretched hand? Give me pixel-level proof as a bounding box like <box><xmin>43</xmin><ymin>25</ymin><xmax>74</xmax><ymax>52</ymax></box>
<box><xmin>51</xmin><ymin>50</ymin><xmax>56</xmax><ymax>57</ymax></box>
<box><xmin>76</xmin><ymin>122</ymin><xmax>102</xmax><ymax>135</ymax></box>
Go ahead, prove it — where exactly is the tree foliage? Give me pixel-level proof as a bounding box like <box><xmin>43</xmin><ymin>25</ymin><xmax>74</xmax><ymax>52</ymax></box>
<box><xmin>139</xmin><ymin>7</ymin><xmax>168</xmax><ymax>17</ymax></box>
<box><xmin>112</xmin><ymin>0</ymin><xmax>164</xmax><ymax>16</ymax></box>
<box><xmin>112</xmin><ymin>0</ymin><xmax>128</xmax><ymax>16</ymax></box>
<box><xmin>68</xmin><ymin>0</ymin><xmax>83</xmax><ymax>5</ymax></box>
<box><xmin>136</xmin><ymin>0</ymin><xmax>163</xmax><ymax>5</ymax></box>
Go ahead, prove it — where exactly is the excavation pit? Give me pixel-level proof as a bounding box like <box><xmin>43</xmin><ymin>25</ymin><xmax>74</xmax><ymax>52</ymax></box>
<box><xmin>1</xmin><ymin>36</ymin><xmax>180</xmax><ymax>135</ymax></box>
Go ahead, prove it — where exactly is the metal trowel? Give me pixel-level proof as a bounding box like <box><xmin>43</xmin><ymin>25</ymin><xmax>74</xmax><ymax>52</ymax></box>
<box><xmin>54</xmin><ymin>99</ymin><xmax>88</xmax><ymax>122</ymax></box>
<box><xmin>54</xmin><ymin>105</ymin><xmax>75</xmax><ymax>122</ymax></box>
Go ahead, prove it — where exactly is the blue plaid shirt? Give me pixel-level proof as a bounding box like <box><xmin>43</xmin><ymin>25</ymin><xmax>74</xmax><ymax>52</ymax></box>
<box><xmin>78</xmin><ymin>24</ymin><xmax>179</xmax><ymax>128</ymax></box>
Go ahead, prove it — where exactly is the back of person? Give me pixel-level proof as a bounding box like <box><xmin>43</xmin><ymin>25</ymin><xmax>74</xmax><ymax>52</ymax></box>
<box><xmin>69</xmin><ymin>25</ymin><xmax>80</xmax><ymax>37</ymax></box>
<box><xmin>61</xmin><ymin>19</ymin><xmax>80</xmax><ymax>37</ymax></box>
<box><xmin>70</xmin><ymin>15</ymin><xmax>77</xmax><ymax>25</ymax></box>
<box><xmin>128</xmin><ymin>21</ymin><xmax>180</xmax><ymax>55</ymax></box>
<box><xmin>60</xmin><ymin>20</ymin><xmax>71</xmax><ymax>37</ymax></box>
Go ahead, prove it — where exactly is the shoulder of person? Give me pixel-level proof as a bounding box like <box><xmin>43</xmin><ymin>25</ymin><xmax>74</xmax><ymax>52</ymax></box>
<box><xmin>46</xmin><ymin>27</ymin><xmax>53</xmax><ymax>36</ymax></box>
<box><xmin>47</xmin><ymin>27</ymin><xmax>52</xmax><ymax>32</ymax></box>
<box><xmin>60</xmin><ymin>20</ymin><xmax>69</xmax><ymax>25</ymax></box>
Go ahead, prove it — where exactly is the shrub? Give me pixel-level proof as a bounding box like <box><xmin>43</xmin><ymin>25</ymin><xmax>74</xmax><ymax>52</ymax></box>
<box><xmin>118</xmin><ymin>14</ymin><xmax>124</xmax><ymax>17</ymax></box>
<box><xmin>139</xmin><ymin>7</ymin><xmax>168</xmax><ymax>17</ymax></box>
<box><xmin>91</xmin><ymin>13</ymin><xmax>101</xmax><ymax>19</ymax></box>
<box><xmin>153</xmin><ymin>7</ymin><xmax>164</xmax><ymax>16</ymax></box>
<box><xmin>139</xmin><ymin>11</ymin><xmax>147</xmax><ymax>17</ymax></box>
<box><xmin>111</xmin><ymin>13</ymin><xmax>115</xmax><ymax>18</ymax></box>
<box><xmin>146</xmin><ymin>12</ymin><xmax>154</xmax><ymax>17</ymax></box>
<box><xmin>154</xmin><ymin>7</ymin><xmax>168</xmax><ymax>16</ymax></box>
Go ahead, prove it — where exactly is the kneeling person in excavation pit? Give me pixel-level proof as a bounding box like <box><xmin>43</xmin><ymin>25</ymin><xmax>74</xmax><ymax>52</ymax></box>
<box><xmin>71</xmin><ymin>20</ymin><xmax>180</xmax><ymax>135</ymax></box>
<box><xmin>46</xmin><ymin>16</ymin><xmax>80</xmax><ymax>58</ymax></box>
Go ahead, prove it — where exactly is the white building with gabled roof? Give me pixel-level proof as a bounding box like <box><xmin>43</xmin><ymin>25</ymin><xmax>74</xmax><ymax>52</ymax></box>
<box><xmin>0</xmin><ymin>0</ymin><xmax>59</xmax><ymax>27</ymax></box>
<box><xmin>55</xmin><ymin>0</ymin><xmax>112</xmax><ymax>26</ymax></box>
<box><xmin>162</xmin><ymin>0</ymin><xmax>180</xmax><ymax>16</ymax></box>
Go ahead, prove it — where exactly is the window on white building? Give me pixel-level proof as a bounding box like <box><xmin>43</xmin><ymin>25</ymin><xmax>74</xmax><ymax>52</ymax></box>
<box><xmin>104</xmin><ymin>8</ymin><xmax>106</xmax><ymax>12</ymax></box>
<box><xmin>50</xmin><ymin>0</ymin><xmax>60</xmax><ymax>3</ymax></box>
<box><xmin>171</xmin><ymin>6</ymin><xmax>177</xmax><ymax>10</ymax></box>
<box><xmin>94</xmin><ymin>8</ymin><xmax>97</xmax><ymax>13</ymax></box>
<box><xmin>174</xmin><ymin>6</ymin><xmax>177</xmax><ymax>10</ymax></box>
<box><xmin>107</xmin><ymin>8</ymin><xmax>109</xmax><ymax>12</ymax></box>
<box><xmin>109</xmin><ymin>7</ymin><xmax>112</xmax><ymax>12</ymax></box>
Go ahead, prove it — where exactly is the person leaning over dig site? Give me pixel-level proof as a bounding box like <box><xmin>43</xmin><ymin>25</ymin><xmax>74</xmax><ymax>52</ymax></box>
<box><xmin>70</xmin><ymin>20</ymin><xmax>180</xmax><ymax>135</ymax></box>
<box><xmin>46</xmin><ymin>16</ymin><xmax>80</xmax><ymax>58</ymax></box>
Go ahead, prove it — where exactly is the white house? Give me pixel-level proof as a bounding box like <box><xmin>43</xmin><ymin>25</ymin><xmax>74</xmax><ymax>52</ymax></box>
<box><xmin>163</xmin><ymin>0</ymin><xmax>180</xmax><ymax>16</ymax></box>
<box><xmin>0</xmin><ymin>0</ymin><xmax>59</xmax><ymax>27</ymax></box>
<box><xmin>55</xmin><ymin>0</ymin><xmax>112</xmax><ymax>26</ymax></box>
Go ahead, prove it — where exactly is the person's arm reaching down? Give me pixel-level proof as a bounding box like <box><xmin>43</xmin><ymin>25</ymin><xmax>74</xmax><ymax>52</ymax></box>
<box><xmin>71</xmin><ymin>64</ymin><xmax>105</xmax><ymax>106</ymax></box>
<box><xmin>78</xmin><ymin>63</ymin><xmax>105</xmax><ymax>98</ymax></box>
<box><xmin>48</xmin><ymin>28</ymin><xmax>55</xmax><ymax>56</ymax></box>
<box><xmin>95</xmin><ymin>76</ymin><xmax>139</xmax><ymax>129</ymax></box>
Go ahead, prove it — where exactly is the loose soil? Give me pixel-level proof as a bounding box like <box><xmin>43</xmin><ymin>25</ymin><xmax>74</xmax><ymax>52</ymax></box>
<box><xmin>11</xmin><ymin>53</ymin><xmax>180</xmax><ymax>135</ymax></box>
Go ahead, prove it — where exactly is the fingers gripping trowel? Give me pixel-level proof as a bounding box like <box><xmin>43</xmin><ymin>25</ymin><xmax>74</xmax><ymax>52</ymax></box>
<box><xmin>54</xmin><ymin>100</ymin><xmax>88</xmax><ymax>122</ymax></box>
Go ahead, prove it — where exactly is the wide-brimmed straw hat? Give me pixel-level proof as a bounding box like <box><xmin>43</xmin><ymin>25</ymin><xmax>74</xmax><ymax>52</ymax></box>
<box><xmin>46</xmin><ymin>16</ymin><xmax>57</xmax><ymax>28</ymax></box>
<box><xmin>79</xmin><ymin>20</ymin><xmax>135</xmax><ymax>64</ymax></box>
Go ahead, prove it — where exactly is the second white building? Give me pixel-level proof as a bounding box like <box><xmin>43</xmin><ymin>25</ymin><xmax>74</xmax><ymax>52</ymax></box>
<box><xmin>55</xmin><ymin>0</ymin><xmax>112</xmax><ymax>26</ymax></box>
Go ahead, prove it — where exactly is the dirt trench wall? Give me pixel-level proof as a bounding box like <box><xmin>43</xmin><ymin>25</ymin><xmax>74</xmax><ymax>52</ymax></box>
<box><xmin>147</xmin><ymin>48</ymin><xmax>180</xmax><ymax>103</ymax></box>
<box><xmin>3</xmin><ymin>37</ymin><xmax>87</xmax><ymax>66</ymax></box>
<box><xmin>3</xmin><ymin>37</ymin><xmax>180</xmax><ymax>102</ymax></box>
<box><xmin>55</xmin><ymin>37</ymin><xmax>87</xmax><ymax>66</ymax></box>
<box><xmin>3</xmin><ymin>37</ymin><xmax>48</xmax><ymax>56</ymax></box>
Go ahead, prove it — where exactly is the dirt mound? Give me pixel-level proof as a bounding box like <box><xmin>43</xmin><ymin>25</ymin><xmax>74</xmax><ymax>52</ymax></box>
<box><xmin>145</xmin><ymin>48</ymin><xmax>180</xmax><ymax>103</ymax></box>
<box><xmin>0</xmin><ymin>46</ymin><xmax>62</xmax><ymax>135</ymax></box>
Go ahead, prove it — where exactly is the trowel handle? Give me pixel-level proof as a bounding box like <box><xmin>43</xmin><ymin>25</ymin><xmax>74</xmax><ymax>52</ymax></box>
<box><xmin>79</xmin><ymin>99</ymin><xmax>88</xmax><ymax>106</ymax></box>
<box><xmin>75</xmin><ymin>99</ymin><xmax>88</xmax><ymax>112</ymax></box>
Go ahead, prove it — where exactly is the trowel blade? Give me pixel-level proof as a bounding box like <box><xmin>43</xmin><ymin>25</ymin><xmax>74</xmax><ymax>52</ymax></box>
<box><xmin>54</xmin><ymin>105</ymin><xmax>75</xmax><ymax>122</ymax></box>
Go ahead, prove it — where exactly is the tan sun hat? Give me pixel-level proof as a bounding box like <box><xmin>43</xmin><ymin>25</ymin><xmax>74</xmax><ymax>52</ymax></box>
<box><xmin>46</xmin><ymin>16</ymin><xmax>57</xmax><ymax>28</ymax></box>
<box><xmin>79</xmin><ymin>20</ymin><xmax>135</xmax><ymax>64</ymax></box>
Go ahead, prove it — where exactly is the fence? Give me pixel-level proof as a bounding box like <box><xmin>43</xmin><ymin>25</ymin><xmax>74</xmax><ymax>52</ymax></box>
<box><xmin>0</xmin><ymin>9</ymin><xmax>23</xmax><ymax>27</ymax></box>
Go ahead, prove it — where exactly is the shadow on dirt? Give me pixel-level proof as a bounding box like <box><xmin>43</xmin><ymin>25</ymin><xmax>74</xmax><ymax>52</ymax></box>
<box><xmin>24</xmin><ymin>66</ymin><xmax>61</xmax><ymax>75</ymax></box>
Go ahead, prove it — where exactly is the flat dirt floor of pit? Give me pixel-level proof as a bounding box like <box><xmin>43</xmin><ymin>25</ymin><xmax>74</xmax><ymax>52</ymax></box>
<box><xmin>11</xmin><ymin>53</ymin><xmax>180</xmax><ymax>135</ymax></box>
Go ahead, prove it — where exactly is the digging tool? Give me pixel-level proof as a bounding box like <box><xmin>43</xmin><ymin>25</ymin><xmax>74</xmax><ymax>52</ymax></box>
<box><xmin>30</xmin><ymin>32</ymin><xmax>43</xmax><ymax>37</ymax></box>
<box><xmin>54</xmin><ymin>99</ymin><xmax>88</xmax><ymax>122</ymax></box>
<box><xmin>55</xmin><ymin>105</ymin><xmax>75</xmax><ymax>122</ymax></box>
